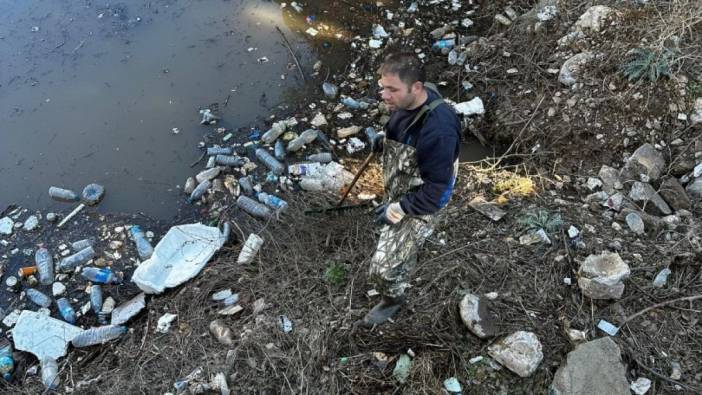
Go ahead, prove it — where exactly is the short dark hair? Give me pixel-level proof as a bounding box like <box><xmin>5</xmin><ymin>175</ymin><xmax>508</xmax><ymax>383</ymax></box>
<box><xmin>378</xmin><ymin>52</ymin><xmax>426</xmax><ymax>87</ymax></box>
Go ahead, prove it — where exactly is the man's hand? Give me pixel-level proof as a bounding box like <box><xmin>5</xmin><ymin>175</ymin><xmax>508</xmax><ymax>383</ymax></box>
<box><xmin>374</xmin><ymin>202</ymin><xmax>405</xmax><ymax>225</ymax></box>
<box><xmin>370</xmin><ymin>132</ymin><xmax>385</xmax><ymax>153</ymax></box>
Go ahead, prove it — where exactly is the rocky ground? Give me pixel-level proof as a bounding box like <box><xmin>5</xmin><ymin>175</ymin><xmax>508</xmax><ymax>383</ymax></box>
<box><xmin>2</xmin><ymin>0</ymin><xmax>702</xmax><ymax>394</ymax></box>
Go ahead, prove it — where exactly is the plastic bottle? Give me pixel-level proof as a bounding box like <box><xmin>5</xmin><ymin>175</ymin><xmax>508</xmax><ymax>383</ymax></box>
<box><xmin>41</xmin><ymin>358</ymin><xmax>59</xmax><ymax>389</ymax></box>
<box><xmin>215</xmin><ymin>155</ymin><xmax>245</xmax><ymax>167</ymax></box>
<box><xmin>261</xmin><ymin>122</ymin><xmax>286</xmax><ymax>144</ymax></box>
<box><xmin>206</xmin><ymin>156</ymin><xmax>216</xmax><ymax>168</ymax></box>
<box><xmin>237</xmin><ymin>234</ymin><xmax>264</xmax><ymax>264</ymax></box>
<box><xmin>255</xmin><ymin>148</ymin><xmax>284</xmax><ymax>175</ymax></box>
<box><xmin>71</xmin><ymin>326</ymin><xmax>128</xmax><ymax>348</ymax></box>
<box><xmin>239</xmin><ymin>176</ymin><xmax>254</xmax><ymax>196</ymax></box>
<box><xmin>129</xmin><ymin>225</ymin><xmax>154</xmax><ymax>261</ymax></box>
<box><xmin>82</xmin><ymin>267</ymin><xmax>121</xmax><ymax>284</ymax></box>
<box><xmin>48</xmin><ymin>186</ymin><xmax>79</xmax><ymax>202</ymax></box>
<box><xmin>307</xmin><ymin>152</ymin><xmax>333</xmax><ymax>163</ymax></box>
<box><xmin>257</xmin><ymin>192</ymin><xmax>288</xmax><ymax>212</ymax></box>
<box><xmin>71</xmin><ymin>238</ymin><xmax>94</xmax><ymax>251</ymax></box>
<box><xmin>448</xmin><ymin>49</ymin><xmax>458</xmax><ymax>65</ymax></box>
<box><xmin>90</xmin><ymin>284</ymin><xmax>103</xmax><ymax>315</ymax></box>
<box><xmin>322</xmin><ymin>82</ymin><xmax>339</xmax><ymax>99</ymax></box>
<box><xmin>299</xmin><ymin>177</ymin><xmax>327</xmax><ymax>191</ymax></box>
<box><xmin>35</xmin><ymin>247</ymin><xmax>54</xmax><ymax>285</ymax></box>
<box><xmin>316</xmin><ymin>130</ymin><xmax>334</xmax><ymax>151</ymax></box>
<box><xmin>195</xmin><ymin>167</ymin><xmax>221</xmax><ymax>183</ymax></box>
<box><xmin>432</xmin><ymin>38</ymin><xmax>455</xmax><ymax>51</ymax></box>
<box><xmin>56</xmin><ymin>298</ymin><xmax>77</xmax><ymax>324</ymax></box>
<box><xmin>26</xmin><ymin>288</ymin><xmax>52</xmax><ymax>308</ymax></box>
<box><xmin>59</xmin><ymin>246</ymin><xmax>96</xmax><ymax>272</ymax></box>
<box><xmin>287</xmin><ymin>129</ymin><xmax>318</xmax><ymax>152</ymax></box>
<box><xmin>188</xmin><ymin>179</ymin><xmax>211</xmax><ymax>203</ymax></box>
<box><xmin>0</xmin><ymin>338</ymin><xmax>14</xmax><ymax>380</ymax></box>
<box><xmin>288</xmin><ymin>162</ymin><xmax>323</xmax><ymax>176</ymax></box>
<box><xmin>341</xmin><ymin>97</ymin><xmax>369</xmax><ymax>110</ymax></box>
<box><xmin>274</xmin><ymin>140</ymin><xmax>286</xmax><ymax>160</ymax></box>
<box><xmin>236</xmin><ymin>195</ymin><xmax>272</xmax><ymax>219</ymax></box>
<box><xmin>207</xmin><ymin>146</ymin><xmax>232</xmax><ymax>156</ymax></box>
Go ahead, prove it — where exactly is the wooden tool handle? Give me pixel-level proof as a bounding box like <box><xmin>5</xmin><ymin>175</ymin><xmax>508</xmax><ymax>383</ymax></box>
<box><xmin>336</xmin><ymin>152</ymin><xmax>376</xmax><ymax>207</ymax></box>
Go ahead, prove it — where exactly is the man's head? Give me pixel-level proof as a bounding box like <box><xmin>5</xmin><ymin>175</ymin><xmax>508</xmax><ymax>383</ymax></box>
<box><xmin>377</xmin><ymin>52</ymin><xmax>427</xmax><ymax>111</ymax></box>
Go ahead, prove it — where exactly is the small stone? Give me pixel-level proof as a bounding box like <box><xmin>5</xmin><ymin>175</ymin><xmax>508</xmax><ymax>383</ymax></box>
<box><xmin>598</xmin><ymin>165</ymin><xmax>622</xmax><ymax>193</ymax></box>
<box><xmin>567</xmin><ymin>226</ymin><xmax>580</xmax><ymax>238</ymax></box>
<box><xmin>585</xmin><ymin>177</ymin><xmax>602</xmax><ymax>191</ymax></box>
<box><xmin>659</xmin><ymin>177</ymin><xmax>691</xmax><ymax>210</ymax></box>
<box><xmin>23</xmin><ymin>216</ymin><xmax>39</xmax><ymax>231</ymax></box>
<box><xmin>52</xmin><ymin>282</ymin><xmax>66</xmax><ymax>296</ymax></box>
<box><xmin>686</xmin><ymin>178</ymin><xmax>702</xmax><ymax>199</ymax></box>
<box><xmin>559</xmin><ymin>52</ymin><xmax>594</xmax><ymax>86</ymax></box>
<box><xmin>459</xmin><ymin>293</ymin><xmax>497</xmax><ymax>338</ymax></box>
<box><xmin>46</xmin><ymin>213</ymin><xmax>57</xmax><ymax>222</ymax></box>
<box><xmin>488</xmin><ymin>331</ymin><xmax>543</xmax><ymax>377</ymax></box>
<box><xmin>603</xmin><ymin>193</ymin><xmax>625</xmax><ymax>211</ymax></box>
<box><xmin>625</xmin><ymin>213</ymin><xmax>645</xmax><ymax>235</ymax></box>
<box><xmin>630</xmin><ymin>377</ymin><xmax>652</xmax><ymax>395</ymax></box>
<box><xmin>578</xmin><ymin>252</ymin><xmax>630</xmax><ymax>299</ymax></box>
<box><xmin>566</xmin><ymin>329</ymin><xmax>587</xmax><ymax>342</ymax></box>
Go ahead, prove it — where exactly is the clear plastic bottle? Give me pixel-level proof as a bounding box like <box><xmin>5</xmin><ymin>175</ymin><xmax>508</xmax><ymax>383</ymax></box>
<box><xmin>288</xmin><ymin>162</ymin><xmax>323</xmax><ymax>176</ymax></box>
<box><xmin>188</xmin><ymin>179</ymin><xmax>211</xmax><ymax>203</ymax></box>
<box><xmin>207</xmin><ymin>146</ymin><xmax>232</xmax><ymax>156</ymax></box>
<box><xmin>59</xmin><ymin>246</ymin><xmax>96</xmax><ymax>272</ymax></box>
<box><xmin>257</xmin><ymin>192</ymin><xmax>288</xmax><ymax>212</ymax></box>
<box><xmin>261</xmin><ymin>122</ymin><xmax>287</xmax><ymax>144</ymax></box>
<box><xmin>215</xmin><ymin>155</ymin><xmax>245</xmax><ymax>167</ymax></box>
<box><xmin>48</xmin><ymin>186</ymin><xmax>79</xmax><ymax>202</ymax></box>
<box><xmin>71</xmin><ymin>238</ymin><xmax>94</xmax><ymax>251</ymax></box>
<box><xmin>41</xmin><ymin>358</ymin><xmax>59</xmax><ymax>390</ymax></box>
<box><xmin>71</xmin><ymin>325</ymin><xmax>128</xmax><ymax>347</ymax></box>
<box><xmin>239</xmin><ymin>176</ymin><xmax>254</xmax><ymax>196</ymax></box>
<box><xmin>236</xmin><ymin>196</ymin><xmax>272</xmax><ymax>219</ymax></box>
<box><xmin>90</xmin><ymin>284</ymin><xmax>103</xmax><ymax>315</ymax></box>
<box><xmin>274</xmin><ymin>140</ymin><xmax>286</xmax><ymax>160</ymax></box>
<box><xmin>82</xmin><ymin>267</ymin><xmax>121</xmax><ymax>284</ymax></box>
<box><xmin>322</xmin><ymin>82</ymin><xmax>339</xmax><ymax>99</ymax></box>
<box><xmin>0</xmin><ymin>338</ymin><xmax>14</xmax><ymax>380</ymax></box>
<box><xmin>299</xmin><ymin>177</ymin><xmax>327</xmax><ymax>191</ymax></box>
<box><xmin>35</xmin><ymin>247</ymin><xmax>54</xmax><ymax>285</ymax></box>
<box><xmin>432</xmin><ymin>38</ymin><xmax>455</xmax><ymax>51</ymax></box>
<box><xmin>307</xmin><ymin>152</ymin><xmax>333</xmax><ymax>163</ymax></box>
<box><xmin>287</xmin><ymin>129</ymin><xmax>318</xmax><ymax>152</ymax></box>
<box><xmin>129</xmin><ymin>226</ymin><xmax>154</xmax><ymax>261</ymax></box>
<box><xmin>447</xmin><ymin>49</ymin><xmax>458</xmax><ymax>65</ymax></box>
<box><xmin>26</xmin><ymin>288</ymin><xmax>52</xmax><ymax>308</ymax></box>
<box><xmin>195</xmin><ymin>167</ymin><xmax>221</xmax><ymax>183</ymax></box>
<box><xmin>255</xmin><ymin>148</ymin><xmax>284</xmax><ymax>175</ymax></box>
<box><xmin>56</xmin><ymin>298</ymin><xmax>77</xmax><ymax>324</ymax></box>
<box><xmin>341</xmin><ymin>97</ymin><xmax>368</xmax><ymax>110</ymax></box>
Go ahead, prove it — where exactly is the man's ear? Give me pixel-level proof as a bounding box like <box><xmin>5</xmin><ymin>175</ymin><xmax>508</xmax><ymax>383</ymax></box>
<box><xmin>411</xmin><ymin>81</ymin><xmax>424</xmax><ymax>94</ymax></box>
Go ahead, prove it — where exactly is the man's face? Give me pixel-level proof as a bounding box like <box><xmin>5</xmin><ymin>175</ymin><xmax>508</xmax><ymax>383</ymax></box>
<box><xmin>378</xmin><ymin>73</ymin><xmax>417</xmax><ymax>111</ymax></box>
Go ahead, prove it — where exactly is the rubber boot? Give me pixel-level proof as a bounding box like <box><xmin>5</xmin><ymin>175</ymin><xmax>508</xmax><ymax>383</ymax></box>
<box><xmin>362</xmin><ymin>295</ymin><xmax>406</xmax><ymax>327</ymax></box>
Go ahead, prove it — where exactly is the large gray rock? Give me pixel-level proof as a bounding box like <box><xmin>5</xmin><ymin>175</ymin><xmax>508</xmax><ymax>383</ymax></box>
<box><xmin>559</xmin><ymin>52</ymin><xmax>594</xmax><ymax>86</ymax></box>
<box><xmin>598</xmin><ymin>165</ymin><xmax>623</xmax><ymax>194</ymax></box>
<box><xmin>578</xmin><ymin>252</ymin><xmax>630</xmax><ymax>299</ymax></box>
<box><xmin>488</xmin><ymin>331</ymin><xmax>543</xmax><ymax>377</ymax></box>
<box><xmin>686</xmin><ymin>178</ymin><xmax>702</xmax><ymax>199</ymax></box>
<box><xmin>659</xmin><ymin>176</ymin><xmax>691</xmax><ymax>210</ymax></box>
<box><xmin>620</xmin><ymin>143</ymin><xmax>666</xmax><ymax>182</ymax></box>
<box><xmin>550</xmin><ymin>337</ymin><xmax>629</xmax><ymax>395</ymax></box>
<box><xmin>459</xmin><ymin>293</ymin><xmax>497</xmax><ymax>338</ymax></box>
<box><xmin>628</xmin><ymin>181</ymin><xmax>672</xmax><ymax>215</ymax></box>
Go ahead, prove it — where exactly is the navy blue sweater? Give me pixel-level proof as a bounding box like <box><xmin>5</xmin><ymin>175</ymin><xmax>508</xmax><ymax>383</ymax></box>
<box><xmin>385</xmin><ymin>89</ymin><xmax>461</xmax><ymax>216</ymax></box>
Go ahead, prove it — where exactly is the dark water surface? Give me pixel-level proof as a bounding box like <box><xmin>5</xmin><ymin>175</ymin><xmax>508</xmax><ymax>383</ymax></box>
<box><xmin>0</xmin><ymin>0</ymin><xmax>314</xmax><ymax>219</ymax></box>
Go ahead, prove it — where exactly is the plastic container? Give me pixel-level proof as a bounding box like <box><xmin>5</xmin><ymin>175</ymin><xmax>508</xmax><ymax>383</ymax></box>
<box><xmin>322</xmin><ymin>82</ymin><xmax>339</xmax><ymax>99</ymax></box>
<box><xmin>237</xmin><ymin>234</ymin><xmax>264</xmax><ymax>264</ymax></box>
<box><xmin>307</xmin><ymin>152</ymin><xmax>333</xmax><ymax>163</ymax></box>
<box><xmin>71</xmin><ymin>325</ymin><xmax>128</xmax><ymax>347</ymax></box>
<box><xmin>432</xmin><ymin>38</ymin><xmax>455</xmax><ymax>51</ymax></box>
<box><xmin>215</xmin><ymin>155</ymin><xmax>245</xmax><ymax>167</ymax></box>
<box><xmin>188</xmin><ymin>179</ymin><xmax>211</xmax><ymax>203</ymax></box>
<box><xmin>48</xmin><ymin>186</ymin><xmax>79</xmax><ymax>202</ymax></box>
<box><xmin>341</xmin><ymin>97</ymin><xmax>368</xmax><ymax>110</ymax></box>
<box><xmin>236</xmin><ymin>195</ymin><xmax>272</xmax><ymax>219</ymax></box>
<box><xmin>274</xmin><ymin>140</ymin><xmax>286</xmax><ymax>160</ymax></box>
<box><xmin>90</xmin><ymin>284</ymin><xmax>103</xmax><ymax>314</ymax></box>
<box><xmin>255</xmin><ymin>148</ymin><xmax>285</xmax><ymax>175</ymax></box>
<box><xmin>207</xmin><ymin>146</ymin><xmax>232</xmax><ymax>156</ymax></box>
<box><xmin>71</xmin><ymin>238</ymin><xmax>94</xmax><ymax>251</ymax></box>
<box><xmin>257</xmin><ymin>192</ymin><xmax>288</xmax><ymax>212</ymax></box>
<box><xmin>288</xmin><ymin>162</ymin><xmax>323</xmax><ymax>176</ymax></box>
<box><xmin>0</xmin><ymin>338</ymin><xmax>14</xmax><ymax>380</ymax></box>
<box><xmin>448</xmin><ymin>49</ymin><xmax>458</xmax><ymax>65</ymax></box>
<box><xmin>41</xmin><ymin>358</ymin><xmax>59</xmax><ymax>389</ymax></box>
<box><xmin>261</xmin><ymin>122</ymin><xmax>286</xmax><ymax>144</ymax></box>
<box><xmin>287</xmin><ymin>129</ymin><xmax>318</xmax><ymax>152</ymax></box>
<box><xmin>129</xmin><ymin>225</ymin><xmax>154</xmax><ymax>260</ymax></box>
<box><xmin>195</xmin><ymin>167</ymin><xmax>221</xmax><ymax>183</ymax></box>
<box><xmin>299</xmin><ymin>177</ymin><xmax>327</xmax><ymax>191</ymax></box>
<box><xmin>59</xmin><ymin>246</ymin><xmax>96</xmax><ymax>272</ymax></box>
<box><xmin>17</xmin><ymin>266</ymin><xmax>37</xmax><ymax>278</ymax></box>
<box><xmin>35</xmin><ymin>247</ymin><xmax>54</xmax><ymax>285</ymax></box>
<box><xmin>56</xmin><ymin>298</ymin><xmax>77</xmax><ymax>324</ymax></box>
<box><xmin>239</xmin><ymin>176</ymin><xmax>254</xmax><ymax>196</ymax></box>
<box><xmin>81</xmin><ymin>183</ymin><xmax>105</xmax><ymax>205</ymax></box>
<box><xmin>26</xmin><ymin>288</ymin><xmax>52</xmax><ymax>308</ymax></box>
<box><xmin>82</xmin><ymin>267</ymin><xmax>121</xmax><ymax>284</ymax></box>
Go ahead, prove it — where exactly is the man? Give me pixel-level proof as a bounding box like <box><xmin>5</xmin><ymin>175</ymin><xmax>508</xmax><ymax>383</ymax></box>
<box><xmin>363</xmin><ymin>52</ymin><xmax>461</xmax><ymax>326</ymax></box>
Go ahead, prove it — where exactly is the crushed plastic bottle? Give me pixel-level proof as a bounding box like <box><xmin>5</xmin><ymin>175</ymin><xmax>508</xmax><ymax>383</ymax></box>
<box><xmin>188</xmin><ymin>179</ymin><xmax>211</xmax><ymax>203</ymax></box>
<box><xmin>287</xmin><ymin>129</ymin><xmax>318</xmax><ymax>152</ymax></box>
<box><xmin>71</xmin><ymin>325</ymin><xmax>128</xmax><ymax>347</ymax></box>
<box><xmin>56</xmin><ymin>298</ymin><xmax>77</xmax><ymax>324</ymax></box>
<box><xmin>41</xmin><ymin>358</ymin><xmax>59</xmax><ymax>390</ymax></box>
<box><xmin>35</xmin><ymin>247</ymin><xmax>54</xmax><ymax>285</ymax></box>
<box><xmin>90</xmin><ymin>284</ymin><xmax>103</xmax><ymax>315</ymax></box>
<box><xmin>26</xmin><ymin>288</ymin><xmax>52</xmax><ymax>308</ymax></box>
<box><xmin>257</xmin><ymin>192</ymin><xmax>288</xmax><ymax>212</ymax></box>
<box><xmin>239</xmin><ymin>176</ymin><xmax>254</xmax><ymax>196</ymax></box>
<box><xmin>199</xmin><ymin>108</ymin><xmax>219</xmax><ymax>125</ymax></box>
<box><xmin>81</xmin><ymin>183</ymin><xmax>105</xmax><ymax>205</ymax></box>
<box><xmin>322</xmin><ymin>82</ymin><xmax>339</xmax><ymax>99</ymax></box>
<box><xmin>58</xmin><ymin>246</ymin><xmax>96</xmax><ymax>272</ymax></box>
<box><xmin>274</xmin><ymin>140</ymin><xmax>286</xmax><ymax>160</ymax></box>
<box><xmin>82</xmin><ymin>267</ymin><xmax>122</xmax><ymax>284</ymax></box>
<box><xmin>129</xmin><ymin>225</ymin><xmax>154</xmax><ymax>261</ymax></box>
<box><xmin>207</xmin><ymin>146</ymin><xmax>232</xmax><ymax>156</ymax></box>
<box><xmin>215</xmin><ymin>155</ymin><xmax>245</xmax><ymax>167</ymax></box>
<box><xmin>48</xmin><ymin>186</ymin><xmax>79</xmax><ymax>202</ymax></box>
<box><xmin>236</xmin><ymin>195</ymin><xmax>272</xmax><ymax>219</ymax></box>
<box><xmin>288</xmin><ymin>162</ymin><xmax>323</xmax><ymax>176</ymax></box>
<box><xmin>0</xmin><ymin>338</ymin><xmax>14</xmax><ymax>380</ymax></box>
<box><xmin>307</xmin><ymin>152</ymin><xmax>333</xmax><ymax>163</ymax></box>
<box><xmin>448</xmin><ymin>49</ymin><xmax>458</xmax><ymax>65</ymax></box>
<box><xmin>653</xmin><ymin>268</ymin><xmax>671</xmax><ymax>288</ymax></box>
<box><xmin>236</xmin><ymin>233</ymin><xmax>263</xmax><ymax>264</ymax></box>
<box><xmin>71</xmin><ymin>238</ymin><xmax>94</xmax><ymax>251</ymax></box>
<box><xmin>341</xmin><ymin>97</ymin><xmax>369</xmax><ymax>110</ymax></box>
<box><xmin>209</xmin><ymin>320</ymin><xmax>235</xmax><ymax>346</ymax></box>
<box><xmin>255</xmin><ymin>148</ymin><xmax>285</xmax><ymax>175</ymax></box>
<box><xmin>261</xmin><ymin>122</ymin><xmax>287</xmax><ymax>144</ymax></box>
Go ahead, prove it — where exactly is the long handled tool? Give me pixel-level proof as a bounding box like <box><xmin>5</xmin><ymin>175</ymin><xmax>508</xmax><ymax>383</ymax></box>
<box><xmin>336</xmin><ymin>152</ymin><xmax>375</xmax><ymax>207</ymax></box>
